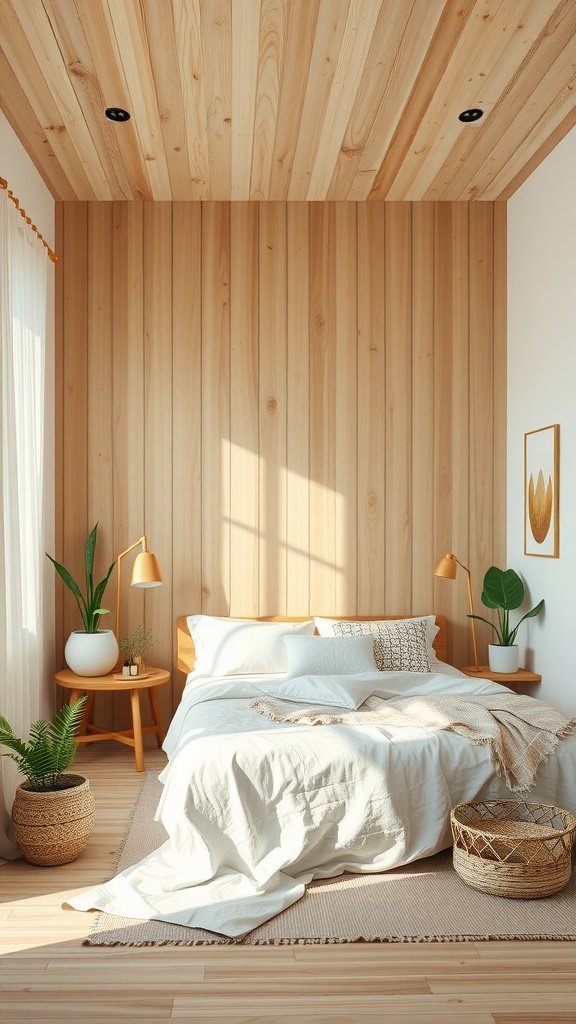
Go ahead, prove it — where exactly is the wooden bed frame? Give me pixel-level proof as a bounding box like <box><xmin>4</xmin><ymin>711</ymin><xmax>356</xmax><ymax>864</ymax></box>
<box><xmin>176</xmin><ymin>614</ymin><xmax>448</xmax><ymax>675</ymax></box>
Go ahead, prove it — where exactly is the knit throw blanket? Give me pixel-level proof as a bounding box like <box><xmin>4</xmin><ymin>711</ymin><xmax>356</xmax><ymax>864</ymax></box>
<box><xmin>251</xmin><ymin>693</ymin><xmax>576</xmax><ymax>793</ymax></box>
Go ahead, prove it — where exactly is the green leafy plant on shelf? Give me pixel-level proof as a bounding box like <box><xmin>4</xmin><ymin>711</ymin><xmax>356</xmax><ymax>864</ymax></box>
<box><xmin>468</xmin><ymin>566</ymin><xmax>544</xmax><ymax>646</ymax></box>
<box><xmin>46</xmin><ymin>522</ymin><xmax>115</xmax><ymax>633</ymax></box>
<box><xmin>0</xmin><ymin>698</ymin><xmax>87</xmax><ymax>792</ymax></box>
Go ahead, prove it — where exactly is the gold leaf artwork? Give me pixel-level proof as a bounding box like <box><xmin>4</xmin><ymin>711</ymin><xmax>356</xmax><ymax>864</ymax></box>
<box><xmin>528</xmin><ymin>470</ymin><xmax>553</xmax><ymax>543</ymax></box>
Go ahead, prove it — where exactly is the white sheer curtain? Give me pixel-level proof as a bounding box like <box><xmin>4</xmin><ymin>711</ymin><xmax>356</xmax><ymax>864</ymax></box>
<box><xmin>0</xmin><ymin>188</ymin><xmax>48</xmax><ymax>858</ymax></box>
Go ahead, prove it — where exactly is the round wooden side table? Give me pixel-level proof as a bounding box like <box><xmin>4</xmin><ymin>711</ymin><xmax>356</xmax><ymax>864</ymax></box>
<box><xmin>55</xmin><ymin>667</ymin><xmax>171</xmax><ymax>772</ymax></box>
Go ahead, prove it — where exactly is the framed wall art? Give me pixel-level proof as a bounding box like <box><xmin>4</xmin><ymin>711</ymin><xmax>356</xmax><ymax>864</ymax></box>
<box><xmin>524</xmin><ymin>423</ymin><xmax>559</xmax><ymax>557</ymax></box>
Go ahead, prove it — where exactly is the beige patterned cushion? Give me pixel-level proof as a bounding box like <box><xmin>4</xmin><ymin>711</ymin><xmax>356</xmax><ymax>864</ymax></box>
<box><xmin>331</xmin><ymin>619</ymin><xmax>431</xmax><ymax>673</ymax></box>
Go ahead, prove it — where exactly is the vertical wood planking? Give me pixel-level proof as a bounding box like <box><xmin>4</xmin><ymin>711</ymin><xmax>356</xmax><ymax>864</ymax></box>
<box><xmin>201</xmin><ymin>202</ymin><xmax>231</xmax><ymax>614</ymax></box>
<box><xmin>61</xmin><ymin>203</ymin><xmax>88</xmax><ymax>644</ymax></box>
<box><xmin>286</xmin><ymin>203</ymin><xmax>311</xmax><ymax>614</ymax></box>
<box><xmin>56</xmin><ymin>198</ymin><xmax>505</xmax><ymax>717</ymax></box>
<box><xmin>411</xmin><ymin>203</ymin><xmax>435</xmax><ymax>615</ymax></box>
<box><xmin>334</xmin><ymin>202</ymin><xmax>358</xmax><ymax>614</ymax></box>
<box><xmin>87</xmin><ymin>204</ymin><xmax>114</xmax><ymax>556</ymax></box>
<box><xmin>356</xmin><ymin>203</ymin><xmax>385</xmax><ymax>614</ymax></box>
<box><xmin>384</xmin><ymin>202</ymin><xmax>412</xmax><ymax>613</ymax></box>
<box><xmin>54</xmin><ymin>203</ymin><xmax>65</xmax><ymax>663</ymax></box>
<box><xmin>309</xmin><ymin>203</ymin><xmax>336</xmax><ymax>613</ymax></box>
<box><xmin>448</xmin><ymin>203</ymin><xmax>470</xmax><ymax>668</ymax></box>
<box><xmin>469</xmin><ymin>203</ymin><xmax>495</xmax><ymax>660</ymax></box>
<box><xmin>87</xmin><ymin>202</ymin><xmax>114</xmax><ymax>726</ymax></box>
<box><xmin>433</xmin><ymin>203</ymin><xmax>457</xmax><ymax>662</ymax></box>
<box><xmin>230</xmin><ymin>203</ymin><xmax>260</xmax><ymax>615</ymax></box>
<box><xmin>112</xmin><ymin>202</ymin><xmax>145</xmax><ymax>726</ymax></box>
<box><xmin>172</xmin><ymin>203</ymin><xmax>202</xmax><ymax>701</ymax></box>
<box><xmin>143</xmin><ymin>203</ymin><xmax>173</xmax><ymax>723</ymax></box>
<box><xmin>258</xmin><ymin>202</ymin><xmax>287</xmax><ymax>614</ymax></box>
<box><xmin>492</xmin><ymin>202</ymin><xmax>507</xmax><ymax>571</ymax></box>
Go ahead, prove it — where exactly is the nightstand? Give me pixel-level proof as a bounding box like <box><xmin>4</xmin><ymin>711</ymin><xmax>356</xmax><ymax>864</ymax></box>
<box><xmin>460</xmin><ymin>666</ymin><xmax>541</xmax><ymax>686</ymax></box>
<box><xmin>55</xmin><ymin>667</ymin><xmax>170</xmax><ymax>772</ymax></box>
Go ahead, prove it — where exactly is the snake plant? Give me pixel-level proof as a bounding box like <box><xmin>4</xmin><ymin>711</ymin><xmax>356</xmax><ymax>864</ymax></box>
<box><xmin>47</xmin><ymin>522</ymin><xmax>115</xmax><ymax>633</ymax></box>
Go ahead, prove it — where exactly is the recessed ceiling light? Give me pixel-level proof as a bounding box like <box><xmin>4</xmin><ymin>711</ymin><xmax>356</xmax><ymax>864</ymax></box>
<box><xmin>105</xmin><ymin>107</ymin><xmax>131</xmax><ymax>123</ymax></box>
<box><xmin>458</xmin><ymin>108</ymin><xmax>484</xmax><ymax>123</ymax></box>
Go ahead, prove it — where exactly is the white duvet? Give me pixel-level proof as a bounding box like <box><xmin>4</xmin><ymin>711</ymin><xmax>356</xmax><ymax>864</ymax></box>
<box><xmin>68</xmin><ymin>669</ymin><xmax>576</xmax><ymax>937</ymax></box>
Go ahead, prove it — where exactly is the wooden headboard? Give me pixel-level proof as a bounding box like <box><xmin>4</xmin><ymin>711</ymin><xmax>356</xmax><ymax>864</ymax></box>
<box><xmin>176</xmin><ymin>614</ymin><xmax>448</xmax><ymax>675</ymax></box>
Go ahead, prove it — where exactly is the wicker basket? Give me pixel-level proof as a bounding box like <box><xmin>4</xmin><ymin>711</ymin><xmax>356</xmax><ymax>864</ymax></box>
<box><xmin>451</xmin><ymin>799</ymin><xmax>576</xmax><ymax>899</ymax></box>
<box><xmin>11</xmin><ymin>773</ymin><xmax>95</xmax><ymax>866</ymax></box>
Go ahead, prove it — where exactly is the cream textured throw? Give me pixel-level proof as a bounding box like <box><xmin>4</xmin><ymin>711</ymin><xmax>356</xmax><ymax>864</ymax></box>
<box><xmin>252</xmin><ymin>693</ymin><xmax>576</xmax><ymax>793</ymax></box>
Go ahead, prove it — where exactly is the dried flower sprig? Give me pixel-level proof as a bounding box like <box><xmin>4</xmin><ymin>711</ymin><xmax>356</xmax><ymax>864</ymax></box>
<box><xmin>118</xmin><ymin>625</ymin><xmax>154</xmax><ymax>663</ymax></box>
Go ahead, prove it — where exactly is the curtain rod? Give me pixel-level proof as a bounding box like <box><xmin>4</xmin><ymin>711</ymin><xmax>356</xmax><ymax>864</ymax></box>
<box><xmin>0</xmin><ymin>176</ymin><xmax>58</xmax><ymax>263</ymax></box>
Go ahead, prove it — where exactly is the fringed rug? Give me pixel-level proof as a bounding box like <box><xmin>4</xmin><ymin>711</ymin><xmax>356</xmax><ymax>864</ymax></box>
<box><xmin>85</xmin><ymin>772</ymin><xmax>576</xmax><ymax>946</ymax></box>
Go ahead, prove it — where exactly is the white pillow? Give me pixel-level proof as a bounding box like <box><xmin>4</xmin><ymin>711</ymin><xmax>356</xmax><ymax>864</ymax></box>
<box><xmin>315</xmin><ymin>615</ymin><xmax>440</xmax><ymax>662</ymax></box>
<box><xmin>284</xmin><ymin>635</ymin><xmax>378</xmax><ymax>677</ymax></box>
<box><xmin>330</xmin><ymin>619</ymin><xmax>431</xmax><ymax>673</ymax></box>
<box><xmin>258</xmin><ymin>674</ymin><xmax>376</xmax><ymax>710</ymax></box>
<box><xmin>186</xmin><ymin>615</ymin><xmax>314</xmax><ymax>676</ymax></box>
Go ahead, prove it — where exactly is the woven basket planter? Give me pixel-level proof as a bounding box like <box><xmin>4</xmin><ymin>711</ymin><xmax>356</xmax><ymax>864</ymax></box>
<box><xmin>451</xmin><ymin>799</ymin><xmax>576</xmax><ymax>899</ymax></box>
<box><xmin>11</xmin><ymin>773</ymin><xmax>95</xmax><ymax>866</ymax></box>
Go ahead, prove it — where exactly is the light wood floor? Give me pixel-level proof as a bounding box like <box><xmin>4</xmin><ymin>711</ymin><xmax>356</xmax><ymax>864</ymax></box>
<box><xmin>1</xmin><ymin>743</ymin><xmax>575</xmax><ymax>1023</ymax></box>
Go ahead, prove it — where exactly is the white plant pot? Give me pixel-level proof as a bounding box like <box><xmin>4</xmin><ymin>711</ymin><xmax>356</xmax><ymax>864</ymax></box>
<box><xmin>488</xmin><ymin>644</ymin><xmax>519</xmax><ymax>674</ymax></box>
<box><xmin>64</xmin><ymin>629</ymin><xmax>119</xmax><ymax>677</ymax></box>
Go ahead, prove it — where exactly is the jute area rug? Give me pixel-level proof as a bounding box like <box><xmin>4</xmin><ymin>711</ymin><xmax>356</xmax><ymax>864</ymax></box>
<box><xmin>86</xmin><ymin>772</ymin><xmax>576</xmax><ymax>946</ymax></box>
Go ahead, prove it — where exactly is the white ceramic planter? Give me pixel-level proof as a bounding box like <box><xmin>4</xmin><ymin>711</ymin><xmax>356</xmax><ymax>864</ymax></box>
<box><xmin>64</xmin><ymin>629</ymin><xmax>119</xmax><ymax>677</ymax></box>
<box><xmin>488</xmin><ymin>644</ymin><xmax>519</xmax><ymax>674</ymax></box>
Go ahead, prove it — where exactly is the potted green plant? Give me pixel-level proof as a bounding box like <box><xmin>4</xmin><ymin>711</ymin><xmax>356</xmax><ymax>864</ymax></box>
<box><xmin>118</xmin><ymin>625</ymin><xmax>154</xmax><ymax>676</ymax></box>
<box><xmin>47</xmin><ymin>522</ymin><xmax>118</xmax><ymax>676</ymax></box>
<box><xmin>0</xmin><ymin>698</ymin><xmax>95</xmax><ymax>865</ymax></box>
<box><xmin>469</xmin><ymin>566</ymin><xmax>544</xmax><ymax>673</ymax></box>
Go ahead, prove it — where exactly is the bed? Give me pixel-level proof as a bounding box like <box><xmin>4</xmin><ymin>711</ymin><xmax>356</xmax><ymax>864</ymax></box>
<box><xmin>68</xmin><ymin>613</ymin><xmax>576</xmax><ymax>938</ymax></box>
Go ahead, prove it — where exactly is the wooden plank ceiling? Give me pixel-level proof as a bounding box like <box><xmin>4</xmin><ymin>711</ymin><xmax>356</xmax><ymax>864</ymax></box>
<box><xmin>1</xmin><ymin>0</ymin><xmax>575</xmax><ymax>202</ymax></box>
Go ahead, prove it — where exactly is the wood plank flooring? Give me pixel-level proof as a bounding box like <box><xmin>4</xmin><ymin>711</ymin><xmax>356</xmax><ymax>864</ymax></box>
<box><xmin>1</xmin><ymin>744</ymin><xmax>575</xmax><ymax>1022</ymax></box>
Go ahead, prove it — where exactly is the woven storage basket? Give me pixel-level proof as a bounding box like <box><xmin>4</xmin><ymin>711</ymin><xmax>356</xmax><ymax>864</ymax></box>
<box><xmin>11</xmin><ymin>773</ymin><xmax>95</xmax><ymax>866</ymax></box>
<box><xmin>451</xmin><ymin>799</ymin><xmax>576</xmax><ymax>899</ymax></box>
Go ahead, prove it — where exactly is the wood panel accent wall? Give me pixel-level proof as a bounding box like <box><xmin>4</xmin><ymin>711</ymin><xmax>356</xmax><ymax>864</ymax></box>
<box><xmin>55</xmin><ymin>200</ymin><xmax>506</xmax><ymax>722</ymax></box>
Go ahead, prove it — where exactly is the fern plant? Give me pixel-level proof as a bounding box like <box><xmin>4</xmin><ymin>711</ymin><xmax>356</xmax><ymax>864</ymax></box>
<box><xmin>46</xmin><ymin>522</ymin><xmax>115</xmax><ymax>633</ymax></box>
<box><xmin>0</xmin><ymin>698</ymin><xmax>87</xmax><ymax>791</ymax></box>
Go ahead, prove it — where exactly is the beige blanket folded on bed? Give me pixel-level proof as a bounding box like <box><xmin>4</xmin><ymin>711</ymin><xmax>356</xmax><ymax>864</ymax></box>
<box><xmin>252</xmin><ymin>693</ymin><xmax>576</xmax><ymax>793</ymax></box>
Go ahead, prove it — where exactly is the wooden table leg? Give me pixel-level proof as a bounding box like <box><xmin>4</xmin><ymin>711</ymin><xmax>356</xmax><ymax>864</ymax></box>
<box><xmin>147</xmin><ymin>686</ymin><xmax>165</xmax><ymax>748</ymax></box>
<box><xmin>130</xmin><ymin>689</ymin><xmax>145</xmax><ymax>772</ymax></box>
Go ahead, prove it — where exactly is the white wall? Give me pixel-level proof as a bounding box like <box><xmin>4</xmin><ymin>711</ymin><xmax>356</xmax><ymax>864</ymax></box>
<box><xmin>508</xmin><ymin>127</ymin><xmax>576</xmax><ymax>713</ymax></box>
<box><xmin>1</xmin><ymin>110</ymin><xmax>56</xmax><ymax>712</ymax></box>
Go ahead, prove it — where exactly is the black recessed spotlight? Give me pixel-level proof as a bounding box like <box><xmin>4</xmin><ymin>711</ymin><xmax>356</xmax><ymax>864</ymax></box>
<box><xmin>458</xmin><ymin>108</ymin><xmax>484</xmax><ymax>123</ymax></box>
<box><xmin>105</xmin><ymin>107</ymin><xmax>131</xmax><ymax>123</ymax></box>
